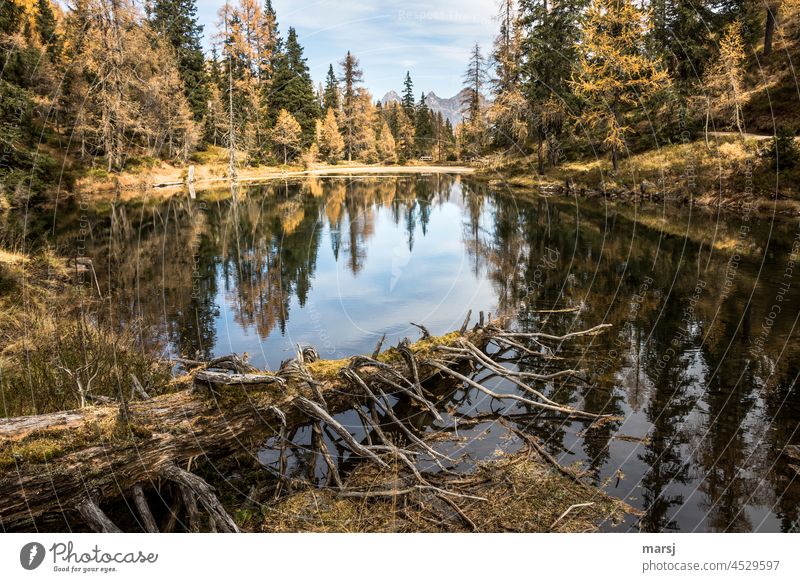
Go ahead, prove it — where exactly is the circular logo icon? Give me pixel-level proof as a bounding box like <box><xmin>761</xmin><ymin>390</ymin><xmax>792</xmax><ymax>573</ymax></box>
<box><xmin>20</xmin><ymin>542</ymin><xmax>46</xmax><ymax>570</ymax></box>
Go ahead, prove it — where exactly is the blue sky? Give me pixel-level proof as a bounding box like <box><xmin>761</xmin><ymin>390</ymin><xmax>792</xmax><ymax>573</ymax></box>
<box><xmin>195</xmin><ymin>0</ymin><xmax>497</xmax><ymax>99</ymax></box>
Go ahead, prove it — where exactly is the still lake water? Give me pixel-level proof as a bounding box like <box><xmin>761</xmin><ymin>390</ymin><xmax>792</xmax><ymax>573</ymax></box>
<box><xmin>13</xmin><ymin>174</ymin><xmax>800</xmax><ymax>532</ymax></box>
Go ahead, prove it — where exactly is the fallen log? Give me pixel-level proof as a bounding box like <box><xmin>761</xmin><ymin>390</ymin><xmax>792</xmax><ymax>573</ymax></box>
<box><xmin>0</xmin><ymin>327</ymin><xmax>490</xmax><ymax>531</ymax></box>
<box><xmin>0</xmin><ymin>320</ymin><xmax>615</xmax><ymax>532</ymax></box>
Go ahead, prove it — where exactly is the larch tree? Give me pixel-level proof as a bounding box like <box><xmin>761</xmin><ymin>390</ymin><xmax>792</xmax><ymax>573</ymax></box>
<box><xmin>572</xmin><ymin>0</ymin><xmax>670</xmax><ymax>172</ymax></box>
<box><xmin>353</xmin><ymin>88</ymin><xmax>377</xmax><ymax>162</ymax></box>
<box><xmin>488</xmin><ymin>0</ymin><xmax>528</xmax><ymax>151</ymax></box>
<box><xmin>317</xmin><ymin>106</ymin><xmax>344</xmax><ymax>162</ymax></box>
<box><xmin>217</xmin><ymin>0</ymin><xmax>276</xmax><ymax>162</ymax></box>
<box><xmin>204</xmin><ymin>83</ymin><xmax>228</xmax><ymax>145</ymax></box>
<box><xmin>377</xmin><ymin>120</ymin><xmax>398</xmax><ymax>163</ymax></box>
<box><xmin>338</xmin><ymin>50</ymin><xmax>363</xmax><ymax>161</ymax></box>
<box><xmin>703</xmin><ymin>19</ymin><xmax>747</xmax><ymax>134</ymax></box>
<box><xmin>57</xmin><ymin>0</ymin><xmax>197</xmax><ymax>170</ymax></box>
<box><xmin>272</xmin><ymin>108</ymin><xmax>301</xmax><ymax>163</ymax></box>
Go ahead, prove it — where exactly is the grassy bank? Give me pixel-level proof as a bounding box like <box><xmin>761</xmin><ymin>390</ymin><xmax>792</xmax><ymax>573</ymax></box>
<box><xmin>0</xmin><ymin>249</ymin><xmax>173</xmax><ymax>418</ymax></box>
<box><xmin>477</xmin><ymin>134</ymin><xmax>800</xmax><ymax>216</ymax></box>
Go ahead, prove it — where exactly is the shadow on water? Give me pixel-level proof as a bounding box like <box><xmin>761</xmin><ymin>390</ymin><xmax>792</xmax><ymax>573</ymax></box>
<box><xmin>6</xmin><ymin>174</ymin><xmax>800</xmax><ymax>532</ymax></box>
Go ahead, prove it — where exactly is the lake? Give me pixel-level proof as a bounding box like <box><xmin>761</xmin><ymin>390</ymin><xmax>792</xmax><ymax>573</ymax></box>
<box><xmin>8</xmin><ymin>173</ymin><xmax>800</xmax><ymax>532</ymax></box>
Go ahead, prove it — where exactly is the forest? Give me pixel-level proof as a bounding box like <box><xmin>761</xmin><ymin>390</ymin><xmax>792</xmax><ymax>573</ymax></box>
<box><xmin>1</xmin><ymin>0</ymin><xmax>798</xmax><ymax>203</ymax></box>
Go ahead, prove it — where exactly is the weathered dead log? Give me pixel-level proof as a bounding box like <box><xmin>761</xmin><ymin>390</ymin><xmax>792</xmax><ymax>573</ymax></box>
<box><xmin>0</xmin><ymin>328</ymin><xmax>491</xmax><ymax>532</ymax></box>
<box><xmin>77</xmin><ymin>499</ymin><xmax>122</xmax><ymax>533</ymax></box>
<box><xmin>0</xmin><ymin>320</ymin><xmax>615</xmax><ymax>532</ymax></box>
<box><xmin>131</xmin><ymin>485</ymin><xmax>159</xmax><ymax>533</ymax></box>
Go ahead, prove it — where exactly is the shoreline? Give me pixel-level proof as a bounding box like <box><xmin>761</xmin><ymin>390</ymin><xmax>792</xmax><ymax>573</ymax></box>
<box><xmin>77</xmin><ymin>162</ymin><xmax>475</xmax><ymax>200</ymax></box>
<box><xmin>473</xmin><ymin>137</ymin><xmax>800</xmax><ymax>218</ymax></box>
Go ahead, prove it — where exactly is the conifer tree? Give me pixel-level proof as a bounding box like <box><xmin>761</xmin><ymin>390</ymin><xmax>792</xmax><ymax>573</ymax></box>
<box><xmin>649</xmin><ymin>0</ymin><xmax>713</xmax><ymax>90</ymax></box>
<box><xmin>414</xmin><ymin>92</ymin><xmax>434</xmax><ymax>156</ymax></box>
<box><xmin>338</xmin><ymin>50</ymin><xmax>363</xmax><ymax>161</ymax></box>
<box><xmin>150</xmin><ymin>0</ymin><xmax>210</xmax><ymax>121</ymax></box>
<box><xmin>401</xmin><ymin>71</ymin><xmax>415</xmax><ymax>112</ymax></box>
<box><xmin>519</xmin><ymin>0</ymin><xmax>584</xmax><ymax>171</ymax></box>
<box><xmin>460</xmin><ymin>43</ymin><xmax>487</xmax><ymax>155</ymax></box>
<box><xmin>573</xmin><ymin>0</ymin><xmax>670</xmax><ymax>171</ymax></box>
<box><xmin>204</xmin><ymin>83</ymin><xmax>227</xmax><ymax>145</ymax></box>
<box><xmin>392</xmin><ymin>102</ymin><xmax>416</xmax><ymax>162</ymax></box>
<box><xmin>377</xmin><ymin>121</ymin><xmax>398</xmax><ymax>163</ymax></box>
<box><xmin>0</xmin><ymin>0</ymin><xmax>41</xmax><ymax>190</ymax></box>
<box><xmin>217</xmin><ymin>0</ymin><xmax>275</xmax><ymax>162</ymax></box>
<box><xmin>703</xmin><ymin>19</ymin><xmax>747</xmax><ymax>134</ymax></box>
<box><xmin>60</xmin><ymin>0</ymin><xmax>197</xmax><ymax>170</ymax></box>
<box><xmin>269</xmin><ymin>27</ymin><xmax>319</xmax><ymax>144</ymax></box>
<box><xmin>488</xmin><ymin>0</ymin><xmax>528</xmax><ymax>151</ymax></box>
<box><xmin>272</xmin><ymin>108</ymin><xmax>302</xmax><ymax>163</ymax></box>
<box><xmin>323</xmin><ymin>64</ymin><xmax>339</xmax><ymax>111</ymax></box>
<box><xmin>35</xmin><ymin>0</ymin><xmax>59</xmax><ymax>59</ymax></box>
<box><xmin>317</xmin><ymin>107</ymin><xmax>344</xmax><ymax>162</ymax></box>
<box><xmin>353</xmin><ymin>89</ymin><xmax>377</xmax><ymax>162</ymax></box>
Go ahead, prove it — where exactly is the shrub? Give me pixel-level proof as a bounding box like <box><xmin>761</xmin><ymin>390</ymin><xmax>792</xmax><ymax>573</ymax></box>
<box><xmin>766</xmin><ymin>129</ymin><xmax>799</xmax><ymax>171</ymax></box>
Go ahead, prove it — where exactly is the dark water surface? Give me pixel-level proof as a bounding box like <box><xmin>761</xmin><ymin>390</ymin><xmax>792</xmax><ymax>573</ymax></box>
<box><xmin>9</xmin><ymin>174</ymin><xmax>800</xmax><ymax>532</ymax></box>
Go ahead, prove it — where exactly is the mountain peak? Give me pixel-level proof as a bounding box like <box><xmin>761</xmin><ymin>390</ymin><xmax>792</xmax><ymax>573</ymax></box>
<box><xmin>381</xmin><ymin>89</ymin><xmax>465</xmax><ymax>125</ymax></box>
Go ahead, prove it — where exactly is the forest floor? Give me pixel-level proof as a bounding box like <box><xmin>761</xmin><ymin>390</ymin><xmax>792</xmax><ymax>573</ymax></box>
<box><xmin>476</xmin><ymin>135</ymin><xmax>800</xmax><ymax>216</ymax></box>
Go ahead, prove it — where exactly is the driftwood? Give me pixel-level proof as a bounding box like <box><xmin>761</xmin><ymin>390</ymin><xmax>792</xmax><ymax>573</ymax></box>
<box><xmin>0</xmin><ymin>319</ymin><xmax>614</xmax><ymax>532</ymax></box>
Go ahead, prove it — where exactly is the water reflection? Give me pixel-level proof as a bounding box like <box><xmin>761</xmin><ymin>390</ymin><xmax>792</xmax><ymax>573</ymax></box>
<box><xmin>6</xmin><ymin>174</ymin><xmax>800</xmax><ymax>532</ymax></box>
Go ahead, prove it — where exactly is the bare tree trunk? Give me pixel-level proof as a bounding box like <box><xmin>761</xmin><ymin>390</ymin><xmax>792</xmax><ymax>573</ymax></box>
<box><xmin>764</xmin><ymin>5</ymin><xmax>779</xmax><ymax>56</ymax></box>
<box><xmin>536</xmin><ymin>134</ymin><xmax>545</xmax><ymax>175</ymax></box>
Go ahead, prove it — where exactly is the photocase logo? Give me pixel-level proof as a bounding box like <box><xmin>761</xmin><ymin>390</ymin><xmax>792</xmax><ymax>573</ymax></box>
<box><xmin>20</xmin><ymin>542</ymin><xmax>46</xmax><ymax>570</ymax></box>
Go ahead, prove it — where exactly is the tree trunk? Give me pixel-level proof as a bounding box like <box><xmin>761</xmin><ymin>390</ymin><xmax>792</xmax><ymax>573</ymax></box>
<box><xmin>536</xmin><ymin>134</ymin><xmax>545</xmax><ymax>175</ymax></box>
<box><xmin>611</xmin><ymin>145</ymin><xmax>619</xmax><ymax>173</ymax></box>
<box><xmin>764</xmin><ymin>5</ymin><xmax>778</xmax><ymax>56</ymax></box>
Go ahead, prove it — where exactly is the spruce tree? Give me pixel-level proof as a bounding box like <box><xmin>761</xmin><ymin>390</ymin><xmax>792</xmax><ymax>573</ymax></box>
<box><xmin>339</xmin><ymin>51</ymin><xmax>364</xmax><ymax>161</ymax></box>
<box><xmin>35</xmin><ymin>0</ymin><xmax>59</xmax><ymax>59</ymax></box>
<box><xmin>323</xmin><ymin>64</ymin><xmax>339</xmax><ymax>111</ymax></box>
<box><xmin>269</xmin><ymin>27</ymin><xmax>320</xmax><ymax>145</ymax></box>
<box><xmin>414</xmin><ymin>92</ymin><xmax>434</xmax><ymax>156</ymax></box>
<box><xmin>401</xmin><ymin>71</ymin><xmax>415</xmax><ymax>112</ymax></box>
<box><xmin>150</xmin><ymin>0</ymin><xmax>209</xmax><ymax>121</ymax></box>
<box><xmin>461</xmin><ymin>43</ymin><xmax>487</xmax><ymax>155</ymax></box>
<box><xmin>519</xmin><ymin>0</ymin><xmax>584</xmax><ymax>171</ymax></box>
<box><xmin>649</xmin><ymin>0</ymin><xmax>714</xmax><ymax>91</ymax></box>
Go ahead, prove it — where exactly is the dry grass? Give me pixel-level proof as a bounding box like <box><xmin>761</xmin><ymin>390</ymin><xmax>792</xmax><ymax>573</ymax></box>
<box><xmin>253</xmin><ymin>448</ymin><xmax>635</xmax><ymax>533</ymax></box>
<box><xmin>0</xmin><ymin>249</ymin><xmax>172</xmax><ymax>418</ymax></box>
<box><xmin>485</xmin><ymin>135</ymin><xmax>800</xmax><ymax>213</ymax></box>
